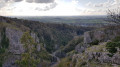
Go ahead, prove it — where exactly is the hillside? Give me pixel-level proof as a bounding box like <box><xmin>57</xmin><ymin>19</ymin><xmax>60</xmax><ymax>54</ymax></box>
<box><xmin>0</xmin><ymin>16</ymin><xmax>94</xmax><ymax>53</ymax></box>
<box><xmin>56</xmin><ymin>25</ymin><xmax>120</xmax><ymax>67</ymax></box>
<box><xmin>0</xmin><ymin>16</ymin><xmax>94</xmax><ymax>67</ymax></box>
<box><xmin>0</xmin><ymin>16</ymin><xmax>120</xmax><ymax>67</ymax></box>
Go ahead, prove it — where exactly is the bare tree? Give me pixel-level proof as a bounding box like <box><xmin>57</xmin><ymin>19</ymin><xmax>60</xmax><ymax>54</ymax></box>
<box><xmin>107</xmin><ymin>8</ymin><xmax>120</xmax><ymax>24</ymax></box>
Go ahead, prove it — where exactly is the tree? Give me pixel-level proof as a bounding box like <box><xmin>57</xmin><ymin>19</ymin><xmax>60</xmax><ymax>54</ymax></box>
<box><xmin>107</xmin><ymin>8</ymin><xmax>120</xmax><ymax>24</ymax></box>
<box><xmin>17</xmin><ymin>32</ymin><xmax>39</xmax><ymax>67</ymax></box>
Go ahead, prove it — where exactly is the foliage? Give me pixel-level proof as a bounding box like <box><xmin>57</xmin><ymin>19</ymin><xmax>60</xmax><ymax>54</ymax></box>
<box><xmin>0</xmin><ymin>28</ymin><xmax>9</xmax><ymax>67</ymax></box>
<box><xmin>86</xmin><ymin>43</ymin><xmax>106</xmax><ymax>52</ymax></box>
<box><xmin>67</xmin><ymin>50</ymin><xmax>77</xmax><ymax>57</ymax></box>
<box><xmin>106</xmin><ymin>36</ymin><xmax>120</xmax><ymax>56</ymax></box>
<box><xmin>0</xmin><ymin>48</ymin><xmax>5</xmax><ymax>54</ymax></box>
<box><xmin>16</xmin><ymin>53</ymin><xmax>39</xmax><ymax>67</ymax></box>
<box><xmin>0</xmin><ymin>28</ymin><xmax>9</xmax><ymax>49</ymax></box>
<box><xmin>63</xmin><ymin>36</ymin><xmax>84</xmax><ymax>53</ymax></box>
<box><xmin>56</xmin><ymin>57</ymin><xmax>72</xmax><ymax>67</ymax></box>
<box><xmin>9</xmin><ymin>17</ymin><xmax>92</xmax><ymax>53</ymax></box>
<box><xmin>0</xmin><ymin>53</ymin><xmax>5</xmax><ymax>67</ymax></box>
<box><xmin>17</xmin><ymin>32</ymin><xmax>39</xmax><ymax>67</ymax></box>
<box><xmin>36</xmin><ymin>50</ymin><xmax>52</xmax><ymax>61</ymax></box>
<box><xmin>90</xmin><ymin>40</ymin><xmax>99</xmax><ymax>45</ymax></box>
<box><xmin>106</xmin><ymin>42</ymin><xmax>118</xmax><ymax>54</ymax></box>
<box><xmin>112</xmin><ymin>36</ymin><xmax>120</xmax><ymax>42</ymax></box>
<box><xmin>107</xmin><ymin>9</ymin><xmax>120</xmax><ymax>24</ymax></box>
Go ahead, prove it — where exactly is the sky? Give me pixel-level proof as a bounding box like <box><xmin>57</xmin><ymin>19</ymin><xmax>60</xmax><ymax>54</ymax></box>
<box><xmin>0</xmin><ymin>0</ymin><xmax>120</xmax><ymax>16</ymax></box>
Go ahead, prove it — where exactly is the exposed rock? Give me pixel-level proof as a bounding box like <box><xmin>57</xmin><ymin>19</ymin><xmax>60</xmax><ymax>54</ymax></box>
<box><xmin>5</xmin><ymin>28</ymin><xmax>41</xmax><ymax>54</ymax></box>
<box><xmin>31</xmin><ymin>33</ymin><xmax>39</xmax><ymax>43</ymax></box>
<box><xmin>3</xmin><ymin>55</ymin><xmax>20</xmax><ymax>67</ymax></box>
<box><xmin>84</xmin><ymin>27</ymin><xmax>120</xmax><ymax>44</ymax></box>
<box><xmin>111</xmin><ymin>53</ymin><xmax>120</xmax><ymax>65</ymax></box>
<box><xmin>84</xmin><ymin>32</ymin><xmax>92</xmax><ymax>44</ymax></box>
<box><xmin>37</xmin><ymin>44</ymin><xmax>41</xmax><ymax>52</ymax></box>
<box><xmin>31</xmin><ymin>33</ymin><xmax>41</xmax><ymax>52</ymax></box>
<box><xmin>85</xmin><ymin>51</ymin><xmax>120</xmax><ymax>65</ymax></box>
<box><xmin>6</xmin><ymin>28</ymin><xmax>24</xmax><ymax>54</ymax></box>
<box><xmin>75</xmin><ymin>43</ymin><xmax>89</xmax><ymax>53</ymax></box>
<box><xmin>55</xmin><ymin>51</ymin><xmax>66</xmax><ymax>58</ymax></box>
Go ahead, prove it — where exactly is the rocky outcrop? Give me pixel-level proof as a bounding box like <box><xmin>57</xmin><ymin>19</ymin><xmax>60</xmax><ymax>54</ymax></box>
<box><xmin>31</xmin><ymin>33</ymin><xmax>40</xmax><ymax>43</ymax></box>
<box><xmin>5</xmin><ymin>28</ymin><xmax>41</xmax><ymax>54</ymax></box>
<box><xmin>2</xmin><ymin>28</ymin><xmax>41</xmax><ymax>67</ymax></box>
<box><xmin>84</xmin><ymin>26</ymin><xmax>120</xmax><ymax>44</ymax></box>
<box><xmin>85</xmin><ymin>52</ymin><xmax>120</xmax><ymax>65</ymax></box>
<box><xmin>75</xmin><ymin>43</ymin><xmax>89</xmax><ymax>53</ymax></box>
<box><xmin>55</xmin><ymin>51</ymin><xmax>66</xmax><ymax>58</ymax></box>
<box><xmin>31</xmin><ymin>33</ymin><xmax>41</xmax><ymax>51</ymax></box>
<box><xmin>3</xmin><ymin>55</ymin><xmax>20</xmax><ymax>67</ymax></box>
<box><xmin>6</xmin><ymin>28</ymin><xmax>24</xmax><ymax>54</ymax></box>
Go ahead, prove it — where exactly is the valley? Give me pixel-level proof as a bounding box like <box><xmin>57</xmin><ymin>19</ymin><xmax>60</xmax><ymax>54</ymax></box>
<box><xmin>0</xmin><ymin>16</ymin><xmax>120</xmax><ymax>67</ymax></box>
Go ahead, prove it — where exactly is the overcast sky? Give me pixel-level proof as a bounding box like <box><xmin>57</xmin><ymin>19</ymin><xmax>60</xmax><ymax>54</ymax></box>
<box><xmin>0</xmin><ymin>0</ymin><xmax>120</xmax><ymax>16</ymax></box>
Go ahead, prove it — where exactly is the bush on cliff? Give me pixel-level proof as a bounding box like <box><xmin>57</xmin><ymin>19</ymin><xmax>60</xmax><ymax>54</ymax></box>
<box><xmin>106</xmin><ymin>36</ymin><xmax>120</xmax><ymax>56</ymax></box>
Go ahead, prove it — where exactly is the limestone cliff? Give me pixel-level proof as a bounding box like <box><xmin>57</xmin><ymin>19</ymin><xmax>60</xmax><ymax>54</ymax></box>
<box><xmin>84</xmin><ymin>26</ymin><xmax>120</xmax><ymax>44</ymax></box>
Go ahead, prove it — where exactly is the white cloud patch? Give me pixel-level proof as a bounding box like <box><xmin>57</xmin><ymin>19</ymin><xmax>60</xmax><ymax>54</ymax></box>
<box><xmin>83</xmin><ymin>0</ymin><xmax>120</xmax><ymax>15</ymax></box>
<box><xmin>1</xmin><ymin>0</ymin><xmax>120</xmax><ymax>16</ymax></box>
<box><xmin>35</xmin><ymin>2</ymin><xmax>57</xmax><ymax>11</ymax></box>
<box><xmin>26</xmin><ymin>0</ymin><xmax>55</xmax><ymax>3</ymax></box>
<box><xmin>86</xmin><ymin>0</ymin><xmax>120</xmax><ymax>8</ymax></box>
<box><xmin>0</xmin><ymin>0</ymin><xmax>57</xmax><ymax>16</ymax></box>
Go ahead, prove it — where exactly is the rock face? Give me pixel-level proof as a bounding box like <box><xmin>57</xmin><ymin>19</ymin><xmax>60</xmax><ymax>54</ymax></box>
<box><xmin>55</xmin><ymin>51</ymin><xmax>66</xmax><ymax>58</ymax></box>
<box><xmin>2</xmin><ymin>28</ymin><xmax>41</xmax><ymax>67</ymax></box>
<box><xmin>6</xmin><ymin>28</ymin><xmax>24</xmax><ymax>54</ymax></box>
<box><xmin>75</xmin><ymin>43</ymin><xmax>89</xmax><ymax>53</ymax></box>
<box><xmin>5</xmin><ymin>28</ymin><xmax>41</xmax><ymax>54</ymax></box>
<box><xmin>85</xmin><ymin>52</ymin><xmax>120</xmax><ymax>65</ymax></box>
<box><xmin>3</xmin><ymin>55</ymin><xmax>20</xmax><ymax>67</ymax></box>
<box><xmin>84</xmin><ymin>32</ymin><xmax>92</xmax><ymax>44</ymax></box>
<box><xmin>31</xmin><ymin>33</ymin><xmax>41</xmax><ymax>51</ymax></box>
<box><xmin>73</xmin><ymin>26</ymin><xmax>120</xmax><ymax>66</ymax></box>
<box><xmin>31</xmin><ymin>33</ymin><xmax>40</xmax><ymax>43</ymax></box>
<box><xmin>84</xmin><ymin>27</ymin><xmax>120</xmax><ymax>44</ymax></box>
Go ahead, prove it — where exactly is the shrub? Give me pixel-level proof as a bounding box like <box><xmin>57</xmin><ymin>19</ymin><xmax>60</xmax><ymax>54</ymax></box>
<box><xmin>0</xmin><ymin>48</ymin><xmax>5</xmax><ymax>54</ymax></box>
<box><xmin>57</xmin><ymin>57</ymin><xmax>71</xmax><ymax>67</ymax></box>
<box><xmin>106</xmin><ymin>42</ymin><xmax>118</xmax><ymax>54</ymax></box>
<box><xmin>1</xmin><ymin>28</ymin><xmax>9</xmax><ymax>49</ymax></box>
<box><xmin>90</xmin><ymin>40</ymin><xmax>99</xmax><ymax>45</ymax></box>
<box><xmin>80</xmin><ymin>62</ymin><xmax>87</xmax><ymax>67</ymax></box>
<box><xmin>106</xmin><ymin>36</ymin><xmax>120</xmax><ymax>56</ymax></box>
<box><xmin>112</xmin><ymin>36</ymin><xmax>120</xmax><ymax>42</ymax></box>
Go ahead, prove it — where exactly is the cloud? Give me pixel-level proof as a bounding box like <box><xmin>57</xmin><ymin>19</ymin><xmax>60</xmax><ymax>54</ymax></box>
<box><xmin>35</xmin><ymin>2</ymin><xmax>57</xmax><ymax>11</ymax></box>
<box><xmin>0</xmin><ymin>0</ymin><xmax>23</xmax><ymax>9</ymax></box>
<box><xmin>72</xmin><ymin>0</ymin><xmax>79</xmax><ymax>5</ymax></box>
<box><xmin>26</xmin><ymin>0</ymin><xmax>33</xmax><ymax>3</ymax></box>
<box><xmin>86</xmin><ymin>2</ymin><xmax>92</xmax><ymax>6</ymax></box>
<box><xmin>86</xmin><ymin>0</ymin><xmax>120</xmax><ymax>8</ymax></box>
<box><xmin>13</xmin><ymin>0</ymin><xmax>23</xmax><ymax>2</ymax></box>
<box><xmin>26</xmin><ymin>0</ymin><xmax>55</xmax><ymax>3</ymax></box>
<box><xmin>3</xmin><ymin>0</ymin><xmax>22</xmax><ymax>2</ymax></box>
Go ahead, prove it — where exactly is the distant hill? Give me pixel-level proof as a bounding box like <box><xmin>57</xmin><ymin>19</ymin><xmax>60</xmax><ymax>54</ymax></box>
<box><xmin>9</xmin><ymin>16</ymin><xmax>108</xmax><ymax>27</ymax></box>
